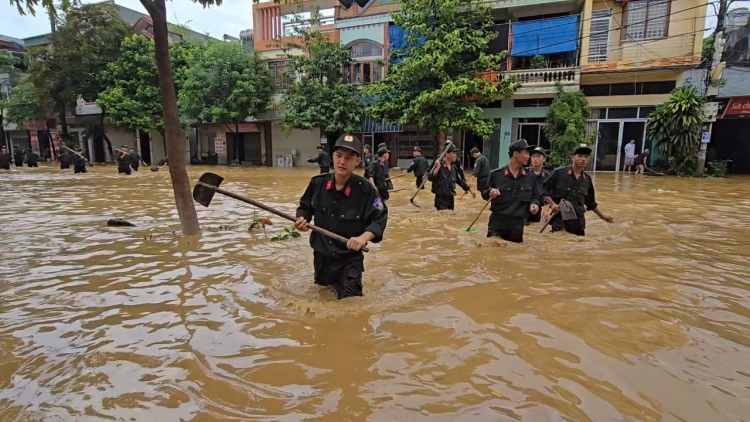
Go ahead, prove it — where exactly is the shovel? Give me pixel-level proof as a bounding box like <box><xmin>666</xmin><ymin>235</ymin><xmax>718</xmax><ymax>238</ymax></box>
<box><xmin>540</xmin><ymin>199</ymin><xmax>582</xmax><ymax>235</ymax></box>
<box><xmin>410</xmin><ymin>141</ymin><xmax>453</xmax><ymax>207</ymax></box>
<box><xmin>463</xmin><ymin>199</ymin><xmax>491</xmax><ymax>232</ymax></box>
<box><xmin>61</xmin><ymin>145</ymin><xmax>93</xmax><ymax>166</ymax></box>
<box><xmin>193</xmin><ymin>172</ymin><xmax>369</xmax><ymax>252</ymax></box>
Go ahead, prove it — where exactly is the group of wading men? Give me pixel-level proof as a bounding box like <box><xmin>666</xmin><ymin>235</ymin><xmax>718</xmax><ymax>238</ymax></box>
<box><xmin>294</xmin><ymin>134</ymin><xmax>613</xmax><ymax>300</ymax></box>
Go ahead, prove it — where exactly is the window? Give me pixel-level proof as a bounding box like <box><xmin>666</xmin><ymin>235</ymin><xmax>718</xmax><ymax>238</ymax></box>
<box><xmin>588</xmin><ymin>9</ymin><xmax>612</xmax><ymax>62</ymax></box>
<box><xmin>625</xmin><ymin>0</ymin><xmax>669</xmax><ymax>41</ymax></box>
<box><xmin>346</xmin><ymin>61</ymin><xmax>383</xmax><ymax>85</ymax></box>
<box><xmin>350</xmin><ymin>41</ymin><xmax>383</xmax><ymax>58</ymax></box>
<box><xmin>200</xmin><ymin>132</ymin><xmax>216</xmax><ymax>155</ymax></box>
<box><xmin>268</xmin><ymin>61</ymin><xmax>290</xmax><ymax>92</ymax></box>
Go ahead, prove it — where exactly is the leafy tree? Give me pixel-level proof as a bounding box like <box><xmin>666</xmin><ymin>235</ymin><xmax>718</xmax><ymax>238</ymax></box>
<box><xmin>647</xmin><ymin>85</ymin><xmax>705</xmax><ymax>174</ymax></box>
<box><xmin>530</xmin><ymin>54</ymin><xmax>547</xmax><ymax>69</ymax></box>
<box><xmin>279</xmin><ymin>7</ymin><xmax>366</xmax><ymax>143</ymax></box>
<box><xmin>1</xmin><ymin>50</ymin><xmax>26</xmax><ymax>146</ymax></box>
<box><xmin>702</xmin><ymin>34</ymin><xmax>715</xmax><ymax>63</ymax></box>
<box><xmin>364</xmin><ymin>0</ymin><xmax>517</xmax><ymax>140</ymax></box>
<box><xmin>178</xmin><ymin>41</ymin><xmax>272</xmax><ymax>162</ymax></box>
<box><xmin>4</xmin><ymin>78</ymin><xmax>48</xmax><ymax>126</ymax></box>
<box><xmin>26</xmin><ymin>3</ymin><xmax>131</xmax><ymax>159</ymax></box>
<box><xmin>98</xmin><ymin>35</ymin><xmax>204</xmax><ymax>156</ymax></box>
<box><xmin>543</xmin><ymin>86</ymin><xmax>595</xmax><ymax>167</ymax></box>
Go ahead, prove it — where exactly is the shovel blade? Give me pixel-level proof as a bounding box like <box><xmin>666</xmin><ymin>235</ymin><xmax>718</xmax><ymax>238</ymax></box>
<box><xmin>559</xmin><ymin>199</ymin><xmax>577</xmax><ymax>221</ymax></box>
<box><xmin>193</xmin><ymin>173</ymin><xmax>225</xmax><ymax>207</ymax></box>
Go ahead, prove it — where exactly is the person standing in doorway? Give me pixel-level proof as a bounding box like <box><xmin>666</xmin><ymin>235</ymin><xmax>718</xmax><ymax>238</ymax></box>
<box><xmin>541</xmin><ymin>144</ymin><xmax>614</xmax><ymax>235</ymax></box>
<box><xmin>295</xmin><ymin>134</ymin><xmax>388</xmax><ymax>300</ymax></box>
<box><xmin>0</xmin><ymin>146</ymin><xmax>10</xmax><ymax>170</ymax></box>
<box><xmin>308</xmin><ymin>145</ymin><xmax>332</xmax><ymax>174</ymax></box>
<box><xmin>526</xmin><ymin>147</ymin><xmax>551</xmax><ymax>224</ymax></box>
<box><xmin>470</xmin><ymin>147</ymin><xmax>491</xmax><ymax>192</ymax></box>
<box><xmin>13</xmin><ymin>146</ymin><xmax>24</xmax><ymax>168</ymax></box>
<box><xmin>482</xmin><ymin>139</ymin><xmax>541</xmax><ymax>243</ymax></box>
<box><xmin>623</xmin><ymin>139</ymin><xmax>636</xmax><ymax>173</ymax></box>
<box><xmin>117</xmin><ymin>145</ymin><xmax>132</xmax><ymax>175</ymax></box>
<box><xmin>406</xmin><ymin>146</ymin><xmax>429</xmax><ymax>189</ymax></box>
<box><xmin>129</xmin><ymin>148</ymin><xmax>143</xmax><ymax>172</ymax></box>
<box><xmin>428</xmin><ymin>144</ymin><xmax>474</xmax><ymax>211</ymax></box>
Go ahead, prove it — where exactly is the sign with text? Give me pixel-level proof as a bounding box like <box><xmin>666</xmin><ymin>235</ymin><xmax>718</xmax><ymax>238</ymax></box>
<box><xmin>30</xmin><ymin>130</ymin><xmax>39</xmax><ymax>153</ymax></box>
<box><xmin>722</xmin><ymin>96</ymin><xmax>750</xmax><ymax>118</ymax></box>
<box><xmin>214</xmin><ymin>137</ymin><xmax>224</xmax><ymax>154</ymax></box>
<box><xmin>701</xmin><ymin>132</ymin><xmax>711</xmax><ymax>144</ymax></box>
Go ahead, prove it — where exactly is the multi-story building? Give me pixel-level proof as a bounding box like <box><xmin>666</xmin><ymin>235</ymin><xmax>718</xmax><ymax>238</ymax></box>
<box><xmin>251</xmin><ymin>0</ymin><xmax>708</xmax><ymax>170</ymax></box>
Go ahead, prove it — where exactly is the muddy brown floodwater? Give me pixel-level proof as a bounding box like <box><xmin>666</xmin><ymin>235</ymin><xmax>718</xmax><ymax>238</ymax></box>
<box><xmin>1</xmin><ymin>164</ymin><xmax>750</xmax><ymax>421</ymax></box>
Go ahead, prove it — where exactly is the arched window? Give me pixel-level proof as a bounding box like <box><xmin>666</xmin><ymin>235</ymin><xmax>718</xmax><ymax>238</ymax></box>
<box><xmin>349</xmin><ymin>40</ymin><xmax>383</xmax><ymax>58</ymax></box>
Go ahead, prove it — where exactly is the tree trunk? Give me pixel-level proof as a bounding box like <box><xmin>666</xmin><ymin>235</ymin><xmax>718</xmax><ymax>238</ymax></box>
<box><xmin>235</xmin><ymin>122</ymin><xmax>240</xmax><ymax>163</ymax></box>
<box><xmin>99</xmin><ymin>109</ymin><xmax>114</xmax><ymax>162</ymax></box>
<box><xmin>141</xmin><ymin>0</ymin><xmax>200</xmax><ymax>236</ymax></box>
<box><xmin>160</xmin><ymin>130</ymin><xmax>167</xmax><ymax>157</ymax></box>
<box><xmin>59</xmin><ymin>109</ymin><xmax>69</xmax><ymax>140</ymax></box>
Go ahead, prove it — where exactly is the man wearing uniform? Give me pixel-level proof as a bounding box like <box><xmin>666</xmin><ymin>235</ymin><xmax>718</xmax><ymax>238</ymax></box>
<box><xmin>73</xmin><ymin>148</ymin><xmax>88</xmax><ymax>173</ymax></box>
<box><xmin>308</xmin><ymin>145</ymin><xmax>332</xmax><ymax>174</ymax></box>
<box><xmin>406</xmin><ymin>146</ymin><xmax>429</xmax><ymax>189</ymax></box>
<box><xmin>59</xmin><ymin>149</ymin><xmax>73</xmax><ymax>170</ymax></box>
<box><xmin>25</xmin><ymin>149</ymin><xmax>39</xmax><ymax>167</ymax></box>
<box><xmin>482</xmin><ymin>139</ymin><xmax>540</xmax><ymax>243</ymax></box>
<box><xmin>0</xmin><ymin>146</ymin><xmax>10</xmax><ymax>170</ymax></box>
<box><xmin>362</xmin><ymin>145</ymin><xmax>373</xmax><ymax>179</ymax></box>
<box><xmin>13</xmin><ymin>146</ymin><xmax>24</xmax><ymax>167</ymax></box>
<box><xmin>117</xmin><ymin>145</ymin><xmax>132</xmax><ymax>175</ymax></box>
<box><xmin>541</xmin><ymin>144</ymin><xmax>614</xmax><ymax>235</ymax></box>
<box><xmin>129</xmin><ymin>148</ymin><xmax>143</xmax><ymax>172</ymax></box>
<box><xmin>369</xmin><ymin>147</ymin><xmax>391</xmax><ymax>201</ymax></box>
<box><xmin>427</xmin><ymin>144</ymin><xmax>474</xmax><ymax>211</ymax></box>
<box><xmin>525</xmin><ymin>146</ymin><xmax>551</xmax><ymax>224</ymax></box>
<box><xmin>470</xmin><ymin>147</ymin><xmax>491</xmax><ymax>192</ymax></box>
<box><xmin>295</xmin><ymin>134</ymin><xmax>388</xmax><ymax>300</ymax></box>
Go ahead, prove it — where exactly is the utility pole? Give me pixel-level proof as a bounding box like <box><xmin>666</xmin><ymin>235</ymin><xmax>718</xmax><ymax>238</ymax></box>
<box><xmin>698</xmin><ymin>0</ymin><xmax>728</xmax><ymax>174</ymax></box>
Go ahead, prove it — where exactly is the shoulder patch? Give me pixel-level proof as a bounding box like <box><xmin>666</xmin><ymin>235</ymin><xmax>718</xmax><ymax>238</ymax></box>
<box><xmin>373</xmin><ymin>197</ymin><xmax>384</xmax><ymax>211</ymax></box>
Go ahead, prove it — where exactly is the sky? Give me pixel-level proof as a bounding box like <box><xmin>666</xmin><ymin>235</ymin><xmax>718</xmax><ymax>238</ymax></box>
<box><xmin>1</xmin><ymin>0</ymin><xmax>255</xmax><ymax>40</ymax></box>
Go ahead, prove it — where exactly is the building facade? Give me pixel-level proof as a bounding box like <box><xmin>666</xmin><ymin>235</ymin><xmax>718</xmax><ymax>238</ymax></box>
<box><xmin>251</xmin><ymin>0</ymin><xmax>708</xmax><ymax>170</ymax></box>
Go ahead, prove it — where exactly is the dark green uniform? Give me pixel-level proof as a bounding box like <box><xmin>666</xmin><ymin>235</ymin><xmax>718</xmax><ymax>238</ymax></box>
<box><xmin>363</xmin><ymin>152</ymin><xmax>374</xmax><ymax>179</ymax></box>
<box><xmin>296</xmin><ymin>171</ymin><xmax>388</xmax><ymax>299</ymax></box>
<box><xmin>525</xmin><ymin>167</ymin><xmax>551</xmax><ymax>224</ymax></box>
<box><xmin>13</xmin><ymin>148</ymin><xmax>24</xmax><ymax>167</ymax></box>
<box><xmin>73</xmin><ymin>153</ymin><xmax>88</xmax><ymax>174</ymax></box>
<box><xmin>0</xmin><ymin>149</ymin><xmax>10</xmax><ymax>170</ymax></box>
<box><xmin>59</xmin><ymin>151</ymin><xmax>73</xmax><ymax>169</ymax></box>
<box><xmin>129</xmin><ymin>150</ymin><xmax>142</xmax><ymax>171</ymax></box>
<box><xmin>370</xmin><ymin>159</ymin><xmax>390</xmax><ymax>201</ymax></box>
<box><xmin>482</xmin><ymin>166</ymin><xmax>540</xmax><ymax>243</ymax></box>
<box><xmin>117</xmin><ymin>150</ymin><xmax>132</xmax><ymax>175</ymax></box>
<box><xmin>25</xmin><ymin>150</ymin><xmax>39</xmax><ymax>167</ymax></box>
<box><xmin>472</xmin><ymin>154</ymin><xmax>491</xmax><ymax>191</ymax></box>
<box><xmin>541</xmin><ymin>167</ymin><xmax>598</xmax><ymax>236</ymax></box>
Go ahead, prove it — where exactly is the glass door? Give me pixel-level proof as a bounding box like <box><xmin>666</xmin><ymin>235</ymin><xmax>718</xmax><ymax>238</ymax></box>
<box><xmin>621</xmin><ymin>121</ymin><xmax>645</xmax><ymax>170</ymax></box>
<box><xmin>595</xmin><ymin>122</ymin><xmax>622</xmax><ymax>171</ymax></box>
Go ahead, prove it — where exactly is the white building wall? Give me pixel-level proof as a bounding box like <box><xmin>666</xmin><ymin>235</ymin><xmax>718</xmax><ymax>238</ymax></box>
<box><xmin>271</xmin><ymin>124</ymin><xmax>321</xmax><ymax>167</ymax></box>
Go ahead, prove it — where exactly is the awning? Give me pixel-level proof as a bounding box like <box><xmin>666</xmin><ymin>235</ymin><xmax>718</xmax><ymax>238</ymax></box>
<box><xmin>511</xmin><ymin>15</ymin><xmax>579</xmax><ymax>57</ymax></box>
<box><xmin>361</xmin><ymin>117</ymin><xmax>403</xmax><ymax>133</ymax></box>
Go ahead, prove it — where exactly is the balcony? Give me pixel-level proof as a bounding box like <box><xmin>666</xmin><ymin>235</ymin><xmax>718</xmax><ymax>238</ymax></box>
<box><xmin>500</xmin><ymin>67</ymin><xmax>581</xmax><ymax>95</ymax></box>
<box><xmin>583</xmin><ymin>32</ymin><xmax>700</xmax><ymax>72</ymax></box>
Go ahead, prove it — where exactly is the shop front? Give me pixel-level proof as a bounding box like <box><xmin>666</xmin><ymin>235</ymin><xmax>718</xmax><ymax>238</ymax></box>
<box><xmin>586</xmin><ymin>106</ymin><xmax>655</xmax><ymax>171</ymax></box>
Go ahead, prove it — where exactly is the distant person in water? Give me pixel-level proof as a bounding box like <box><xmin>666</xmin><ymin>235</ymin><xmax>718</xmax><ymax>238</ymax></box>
<box><xmin>73</xmin><ymin>148</ymin><xmax>88</xmax><ymax>173</ymax></box>
<box><xmin>634</xmin><ymin>149</ymin><xmax>650</xmax><ymax>175</ymax></box>
<box><xmin>59</xmin><ymin>148</ymin><xmax>73</xmax><ymax>170</ymax></box>
<box><xmin>117</xmin><ymin>145</ymin><xmax>132</xmax><ymax>175</ymax></box>
<box><xmin>0</xmin><ymin>146</ymin><xmax>10</xmax><ymax>170</ymax></box>
<box><xmin>308</xmin><ymin>145</ymin><xmax>332</xmax><ymax>174</ymax></box>
<box><xmin>128</xmin><ymin>148</ymin><xmax>143</xmax><ymax>172</ymax></box>
<box><xmin>13</xmin><ymin>146</ymin><xmax>24</xmax><ymax>167</ymax></box>
<box><xmin>25</xmin><ymin>149</ymin><xmax>39</xmax><ymax>167</ymax></box>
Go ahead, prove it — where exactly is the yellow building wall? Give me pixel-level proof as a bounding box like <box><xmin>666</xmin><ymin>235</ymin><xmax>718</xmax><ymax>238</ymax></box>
<box><xmin>582</xmin><ymin>69</ymin><xmax>685</xmax><ymax>107</ymax></box>
<box><xmin>581</xmin><ymin>0</ymin><xmax>706</xmax><ymax>71</ymax></box>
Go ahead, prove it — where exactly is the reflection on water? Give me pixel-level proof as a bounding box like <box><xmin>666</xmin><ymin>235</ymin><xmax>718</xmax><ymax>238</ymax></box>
<box><xmin>1</xmin><ymin>164</ymin><xmax>749</xmax><ymax>421</ymax></box>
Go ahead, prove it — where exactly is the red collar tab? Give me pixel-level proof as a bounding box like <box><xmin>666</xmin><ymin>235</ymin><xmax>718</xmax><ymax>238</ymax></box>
<box><xmin>344</xmin><ymin>186</ymin><xmax>351</xmax><ymax>197</ymax></box>
<box><xmin>504</xmin><ymin>169</ymin><xmax>509</xmax><ymax>176</ymax></box>
<box><xmin>541</xmin><ymin>171</ymin><xmax>546</xmax><ymax>177</ymax></box>
<box><xmin>326</xmin><ymin>180</ymin><xmax>333</xmax><ymax>190</ymax></box>
<box><xmin>379</xmin><ymin>162</ymin><xmax>384</xmax><ymax>166</ymax></box>
<box><xmin>582</xmin><ymin>173</ymin><xmax>586</xmax><ymax>179</ymax></box>
<box><xmin>521</xmin><ymin>169</ymin><xmax>526</xmax><ymax>176</ymax></box>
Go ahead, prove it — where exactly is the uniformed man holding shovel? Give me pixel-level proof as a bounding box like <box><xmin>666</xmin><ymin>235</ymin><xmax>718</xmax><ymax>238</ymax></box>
<box><xmin>541</xmin><ymin>144</ymin><xmax>614</xmax><ymax>235</ymax></box>
<box><xmin>296</xmin><ymin>134</ymin><xmax>388</xmax><ymax>300</ymax></box>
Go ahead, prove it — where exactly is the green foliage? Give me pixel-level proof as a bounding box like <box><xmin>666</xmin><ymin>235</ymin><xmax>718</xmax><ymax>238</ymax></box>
<box><xmin>647</xmin><ymin>85</ymin><xmax>705</xmax><ymax>172</ymax></box>
<box><xmin>702</xmin><ymin>34</ymin><xmax>715</xmax><ymax>62</ymax></box>
<box><xmin>4</xmin><ymin>78</ymin><xmax>48</xmax><ymax>125</ymax></box>
<box><xmin>530</xmin><ymin>55</ymin><xmax>547</xmax><ymax>69</ymax></box>
<box><xmin>363</xmin><ymin>0</ymin><xmax>517</xmax><ymax>139</ymax></box>
<box><xmin>707</xmin><ymin>159</ymin><xmax>731</xmax><ymax>177</ymax></box>
<box><xmin>98</xmin><ymin>35</ymin><xmax>203</xmax><ymax>133</ymax></box>
<box><xmin>278</xmin><ymin>7</ymin><xmax>365</xmax><ymax>138</ymax></box>
<box><xmin>543</xmin><ymin>85</ymin><xmax>594</xmax><ymax>167</ymax></box>
<box><xmin>271</xmin><ymin>226</ymin><xmax>302</xmax><ymax>242</ymax></box>
<box><xmin>178</xmin><ymin>41</ymin><xmax>272</xmax><ymax>128</ymax></box>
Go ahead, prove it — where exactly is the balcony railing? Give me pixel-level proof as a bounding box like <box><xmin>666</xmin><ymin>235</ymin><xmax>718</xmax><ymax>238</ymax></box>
<box><xmin>501</xmin><ymin>68</ymin><xmax>580</xmax><ymax>86</ymax></box>
<box><xmin>585</xmin><ymin>33</ymin><xmax>697</xmax><ymax>67</ymax></box>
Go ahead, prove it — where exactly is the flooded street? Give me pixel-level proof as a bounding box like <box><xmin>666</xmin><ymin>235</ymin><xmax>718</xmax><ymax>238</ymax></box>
<box><xmin>1</xmin><ymin>164</ymin><xmax>749</xmax><ymax>421</ymax></box>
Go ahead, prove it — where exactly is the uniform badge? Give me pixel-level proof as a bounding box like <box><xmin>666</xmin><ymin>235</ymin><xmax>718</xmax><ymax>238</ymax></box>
<box><xmin>373</xmin><ymin>197</ymin><xmax>384</xmax><ymax>211</ymax></box>
<box><xmin>344</xmin><ymin>135</ymin><xmax>353</xmax><ymax>142</ymax></box>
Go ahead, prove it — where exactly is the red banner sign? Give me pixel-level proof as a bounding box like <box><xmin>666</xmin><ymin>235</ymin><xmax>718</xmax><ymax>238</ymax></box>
<box><xmin>30</xmin><ymin>130</ymin><xmax>40</xmax><ymax>154</ymax></box>
<box><xmin>723</xmin><ymin>96</ymin><xmax>750</xmax><ymax>118</ymax></box>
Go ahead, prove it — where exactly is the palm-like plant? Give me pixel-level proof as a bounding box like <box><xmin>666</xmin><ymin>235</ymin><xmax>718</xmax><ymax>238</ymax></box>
<box><xmin>647</xmin><ymin>85</ymin><xmax>705</xmax><ymax>172</ymax></box>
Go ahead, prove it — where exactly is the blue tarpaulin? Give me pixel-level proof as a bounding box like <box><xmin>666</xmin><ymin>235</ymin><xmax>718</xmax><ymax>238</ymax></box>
<box><xmin>388</xmin><ymin>25</ymin><xmax>426</xmax><ymax>63</ymax></box>
<box><xmin>511</xmin><ymin>16</ymin><xmax>579</xmax><ymax>57</ymax></box>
